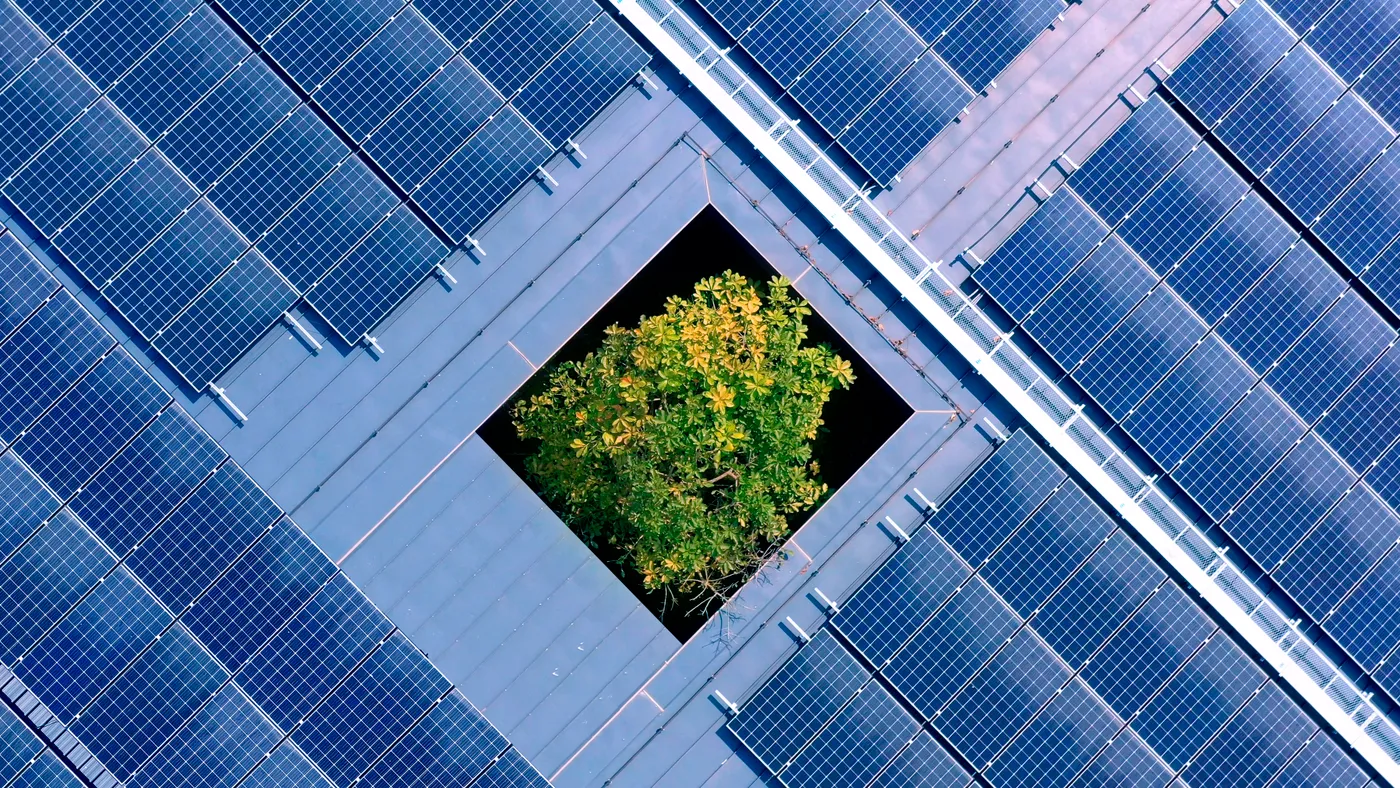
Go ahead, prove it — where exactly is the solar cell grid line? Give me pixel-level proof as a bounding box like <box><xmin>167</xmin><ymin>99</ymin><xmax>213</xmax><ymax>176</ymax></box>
<box><xmin>930</xmin><ymin>0</ymin><xmax>1065</xmax><ymax>93</ymax></box>
<box><xmin>1304</xmin><ymin>0</ymin><xmax>1400</xmax><ymax>85</ymax></box>
<box><xmin>1363</xmin><ymin>233</ymin><xmax>1400</xmax><ymax>315</ymax></box>
<box><xmin>463</xmin><ymin>0</ymin><xmax>599</xmax><ymax>97</ymax></box>
<box><xmin>1264</xmin><ymin>92</ymin><xmax>1395</xmax><ymax>226</ymax></box>
<box><xmin>973</xmin><ymin>187</ymin><xmax>1110</xmax><ymax>323</ymax></box>
<box><xmin>215</xmin><ymin>0</ymin><xmax>315</xmax><ymax>44</ymax></box>
<box><xmin>358</xmin><ymin>690</ymin><xmax>509</xmax><ymax>788</ymax></box>
<box><xmin>238</xmin><ymin>741</ymin><xmax>333</xmax><ymax>788</ymax></box>
<box><xmin>726</xmin><ymin>629</ymin><xmax>869</xmax><ymax>774</ymax></box>
<box><xmin>1324</xmin><ymin>545</ymin><xmax>1400</xmax><ymax>671</ymax></box>
<box><xmin>513</xmin><ymin>15</ymin><xmax>652</xmax><ymax>147</ymax></box>
<box><xmin>1069</xmin><ymin>728</ymin><xmax>1174</xmax><ymax>788</ymax></box>
<box><xmin>1316</xmin><ymin>343</ymin><xmax>1400</xmax><ymax>471</ymax></box>
<box><xmin>1272</xmin><ymin>482</ymin><xmax>1400</xmax><ymax>622</ymax></box>
<box><xmin>696</xmin><ymin>0</ymin><xmax>781</xmax><ymax>39</ymax></box>
<box><xmin>1315</xmin><ymin>145</ymin><xmax>1400</xmax><ymax>273</ymax></box>
<box><xmin>52</xmin><ymin>0</ymin><xmax>203</xmax><ymax>92</ymax></box>
<box><xmin>0</xmin><ymin>510</ymin><xmax>115</xmax><ymax>665</ymax></box>
<box><xmin>1267</xmin><ymin>729</ymin><xmax>1370</xmax><ymax>788</ymax></box>
<box><xmin>262</xmin><ymin>0</ymin><xmax>404</xmax><ymax>92</ymax></box>
<box><xmin>128</xmin><ymin>683</ymin><xmax>281</xmax><ymax>788</ymax></box>
<box><xmin>0</xmin><ymin>233</ymin><xmax>60</xmax><ymax>337</ymax></box>
<box><xmin>1265</xmin><ymin>291</ymin><xmax>1396</xmax><ymax>424</ymax></box>
<box><xmin>469</xmin><ymin>746</ymin><xmax>550</xmax><ymax>788</ymax></box>
<box><xmin>829</xmin><ymin>523</ymin><xmax>971</xmax><ymax>667</ymax></box>
<box><xmin>983</xmin><ymin>677</ymin><xmax>1123</xmax><ymax>788</ymax></box>
<box><xmin>0</xmin><ymin>1</ymin><xmax>52</xmax><ymax>89</ymax></box>
<box><xmin>1116</xmin><ymin>146</ymin><xmax>1251</xmax><ymax>275</ymax></box>
<box><xmin>0</xmin><ymin>703</ymin><xmax>43</xmax><ymax>782</ymax></box>
<box><xmin>866</xmin><ymin>731</ymin><xmax>970</xmax><ymax>788</ymax></box>
<box><xmin>1166</xmin><ymin>0</ymin><xmax>1298</xmax><ymax>128</ymax></box>
<box><xmin>11</xmin><ymin>750</ymin><xmax>82</xmax><ymax>788</ymax></box>
<box><xmin>0</xmin><ymin>49</ymin><xmax>99</xmax><ymax>183</ymax></box>
<box><xmin>1064</xmin><ymin>95</ymin><xmax>1199</xmax><ymax>225</ymax></box>
<box><xmin>787</xmin><ymin>2</ymin><xmax>926</xmax><ymax>138</ymax></box>
<box><xmin>738</xmin><ymin>0</ymin><xmax>870</xmax><ymax>89</ymax></box>
<box><xmin>412</xmin><ymin>0</ymin><xmax>514</xmax><ymax>49</ymax></box>
<box><xmin>779</xmin><ymin>679</ymin><xmax>919</xmax><ymax>787</ymax></box>
<box><xmin>0</xmin><ymin>453</ymin><xmax>60</xmax><ymax>563</ymax></box>
<box><xmin>0</xmin><ymin>291</ymin><xmax>112</xmax><ymax>445</ymax></box>
<box><xmin>1182</xmin><ymin>681</ymin><xmax>1316</xmax><ymax>788</ymax></box>
<box><xmin>1214</xmin><ymin>242</ymin><xmax>1346</xmax><ymax>377</ymax></box>
<box><xmin>836</xmin><ymin>49</ymin><xmax>973</xmax><ymax>185</ymax></box>
<box><xmin>1165</xmin><ymin>192</ymin><xmax>1298</xmax><ymax>325</ymax></box>
<box><xmin>1213</xmin><ymin>43</ymin><xmax>1345</xmax><ymax>177</ymax></box>
<box><xmin>1355</xmin><ymin>38</ymin><xmax>1400</xmax><ymax>130</ymax></box>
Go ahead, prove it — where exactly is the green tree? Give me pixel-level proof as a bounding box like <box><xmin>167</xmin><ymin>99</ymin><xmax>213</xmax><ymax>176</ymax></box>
<box><xmin>512</xmin><ymin>272</ymin><xmax>854</xmax><ymax>610</ymax></box>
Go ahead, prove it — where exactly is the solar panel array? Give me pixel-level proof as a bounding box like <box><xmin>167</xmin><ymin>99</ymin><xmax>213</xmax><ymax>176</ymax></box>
<box><xmin>0</xmin><ymin>0</ymin><xmax>648</xmax><ymax>389</ymax></box>
<box><xmin>972</xmin><ymin>0</ymin><xmax>1400</xmax><ymax>717</ymax></box>
<box><xmin>728</xmin><ymin>432</ymin><xmax>1373</xmax><ymax>788</ymax></box>
<box><xmin>0</xmin><ymin>229</ymin><xmax>549</xmax><ymax>786</ymax></box>
<box><xmin>694</xmin><ymin>0</ymin><xmax>1065</xmax><ymax>184</ymax></box>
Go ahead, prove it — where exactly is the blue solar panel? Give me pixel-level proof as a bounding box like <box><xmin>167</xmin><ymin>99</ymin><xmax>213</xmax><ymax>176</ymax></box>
<box><xmin>0</xmin><ymin>2</ymin><xmax>47</xmax><ymax>87</ymax></box>
<box><xmin>839</xmin><ymin>51</ymin><xmax>972</xmax><ymax>184</ymax></box>
<box><xmin>1185</xmin><ymin>682</ymin><xmax>1314</xmax><ymax>788</ymax></box>
<box><xmin>1073</xmin><ymin>285</ymin><xmax>1208</xmax><ymax>419</ymax></box>
<box><xmin>58</xmin><ymin>0</ymin><xmax>199</xmax><ymax>91</ymax></box>
<box><xmin>16</xmin><ymin>567</ymin><xmax>169</xmax><ymax>721</ymax></box>
<box><xmin>293</xmin><ymin>632</ymin><xmax>451</xmax><ymax>784</ymax></box>
<box><xmin>1167</xmin><ymin>0</ymin><xmax>1295</xmax><ymax>126</ymax></box>
<box><xmin>1216</xmin><ymin>243</ymin><xmax>1343</xmax><ymax>376</ymax></box>
<box><xmin>414</xmin><ymin>107</ymin><xmax>552</xmax><ymax>241</ymax></box>
<box><xmin>1034</xmin><ymin>533</ymin><xmax>1163</xmax><ymax>667</ymax></box>
<box><xmin>1073</xmin><ymin>730</ymin><xmax>1174</xmax><ymax>788</ymax></box>
<box><xmin>72</xmin><ymin>625</ymin><xmax>227</xmax><ymax>780</ymax></box>
<box><xmin>1215</xmin><ymin>44</ymin><xmax>1344</xmax><ymax>175</ymax></box>
<box><xmin>104</xmin><ymin>199</ymin><xmax>248</xmax><ymax>339</ymax></box>
<box><xmin>1317</xmin><ymin>345</ymin><xmax>1400</xmax><ymax>470</ymax></box>
<box><xmin>699</xmin><ymin>0</ymin><xmax>780</xmax><ymax>38</ymax></box>
<box><xmin>868</xmin><ymin>732</ymin><xmax>967</xmax><ymax>788</ymax></box>
<box><xmin>832</xmin><ymin>525</ymin><xmax>968</xmax><ymax>666</ymax></box>
<box><xmin>1270</xmin><ymin>292</ymin><xmax>1395</xmax><ymax>423</ymax></box>
<box><xmin>185</xmin><ymin>520</ymin><xmax>334</xmax><ymax>671</ymax></box>
<box><xmin>160</xmin><ymin>57</ymin><xmax>299</xmax><ymax>191</ymax></box>
<box><xmin>415</xmin><ymin>0</ymin><xmax>508</xmax><ymax>47</ymax></box>
<box><xmin>790</xmin><ymin>3</ymin><xmax>924</xmax><ymax>135</ymax></box>
<box><xmin>1166</xmin><ymin>193</ymin><xmax>1295</xmax><ymax>324</ymax></box>
<box><xmin>937</xmin><ymin>629</ymin><xmax>1070</xmax><ymax>767</ymax></box>
<box><xmin>471</xmin><ymin>747</ymin><xmax>550</xmax><ymax>788</ymax></box>
<box><xmin>0</xmin><ymin>292</ymin><xmax>110</xmax><ymax>443</ymax></box>
<box><xmin>465</xmin><ymin>0</ymin><xmax>597</xmax><ymax>95</ymax></box>
<box><xmin>0</xmin><ymin>511</ymin><xmax>112</xmax><ymax>662</ymax></box>
<box><xmin>12</xmin><ymin>751</ymin><xmax>82</xmax><ymax>788</ymax></box>
<box><xmin>1363</xmin><ymin>235</ymin><xmax>1400</xmax><ymax>315</ymax></box>
<box><xmin>1268</xmin><ymin>0</ymin><xmax>1336</xmax><ymax>33</ymax></box>
<box><xmin>0</xmin><ymin>705</ymin><xmax>43</xmax><ymax>784</ymax></box>
<box><xmin>16</xmin><ymin>349</ymin><xmax>167</xmax><ymax>498</ymax></box>
<box><xmin>932</xmin><ymin>0</ymin><xmax>1062</xmax><ymax>91</ymax></box>
<box><xmin>306</xmin><ymin>205</ymin><xmax>447</xmax><ymax>341</ymax></box>
<box><xmin>315</xmin><ymin>7</ymin><xmax>452</xmax><ymax>142</ymax></box>
<box><xmin>264</xmin><ymin>0</ymin><xmax>399</xmax><ymax>91</ymax></box>
<box><xmin>1024</xmin><ymin>235</ymin><xmax>1157</xmax><ymax>369</ymax></box>
<box><xmin>209</xmin><ymin>105</ymin><xmax>346</xmax><ymax>242</ymax></box>
<box><xmin>986</xmin><ymin>678</ymin><xmax>1120</xmax><ymax>788</ymax></box>
<box><xmin>106</xmin><ymin>5</ymin><xmax>247</xmax><ymax>140</ymax></box>
<box><xmin>1275</xmin><ymin>483</ymin><xmax>1399</xmax><ymax>620</ymax></box>
<box><xmin>237</xmin><ymin>574</ymin><xmax>392</xmax><ymax>730</ymax></box>
<box><xmin>1326</xmin><ymin>547</ymin><xmax>1400</xmax><ymax>669</ymax></box>
<box><xmin>515</xmin><ymin>16</ymin><xmax>650</xmax><ymax>147</ymax></box>
<box><xmin>1173</xmin><ymin>384</ymin><xmax>1306</xmax><ymax>519</ymax></box>
<box><xmin>882</xmin><ymin>576</ymin><xmax>1021</xmax><ymax>717</ymax></box>
<box><xmin>1317</xmin><ymin>148</ymin><xmax>1400</xmax><ymax>272</ymax></box>
<box><xmin>127</xmin><ymin>463</ymin><xmax>279</xmax><ymax>611</ymax></box>
<box><xmin>0</xmin><ymin>233</ymin><xmax>57</xmax><ymax>337</ymax></box>
<box><xmin>928</xmin><ymin>431</ymin><xmax>1064</xmax><ymax>565</ymax></box>
<box><xmin>977</xmin><ymin>189</ymin><xmax>1109</xmax><ymax>322</ymax></box>
<box><xmin>1307</xmin><ymin>0</ymin><xmax>1400</xmax><ymax>83</ymax></box>
<box><xmin>1118</xmin><ymin>146</ymin><xmax>1249</xmax><ymax>272</ymax></box>
<box><xmin>4</xmin><ymin>98</ymin><xmax>147</xmax><ymax>236</ymax></box>
<box><xmin>257</xmin><ymin>156</ymin><xmax>396</xmax><ymax>291</ymax></box>
<box><xmin>1067</xmin><ymin>97</ymin><xmax>1197</xmax><ymax>223</ymax></box>
<box><xmin>1130</xmin><ymin>634</ymin><xmax>1263</xmax><ymax>769</ymax></box>
<box><xmin>741</xmin><ymin>0</ymin><xmax>867</xmax><ymax>87</ymax></box>
<box><xmin>1265</xmin><ymin>93</ymin><xmax>1394</xmax><ymax>225</ymax></box>
<box><xmin>727</xmin><ymin>630</ymin><xmax>868</xmax><ymax>772</ymax></box>
<box><xmin>239</xmin><ymin>742</ymin><xmax>333</xmax><ymax>788</ymax></box>
<box><xmin>1122</xmin><ymin>335</ymin><xmax>1256</xmax><ymax>470</ymax></box>
<box><xmin>0</xmin><ymin>50</ymin><xmax>98</xmax><ymax>180</ymax></box>
<box><xmin>130</xmin><ymin>684</ymin><xmax>281</xmax><ymax>788</ymax></box>
<box><xmin>1080</xmin><ymin>582</ymin><xmax>1213</xmax><ymax>719</ymax></box>
<box><xmin>1356</xmin><ymin>39</ymin><xmax>1400</xmax><ymax>129</ymax></box>
<box><xmin>0</xmin><ymin>453</ymin><xmax>58</xmax><ymax>560</ymax></box>
<box><xmin>887</xmin><ymin>0</ymin><xmax>978</xmax><ymax>41</ymax></box>
<box><xmin>1223</xmin><ymin>433</ymin><xmax>1355</xmax><ymax>568</ymax></box>
<box><xmin>365</xmin><ymin>57</ymin><xmax>501</xmax><ymax>191</ymax></box>
<box><xmin>783</xmin><ymin>680</ymin><xmax>918</xmax><ymax>788</ymax></box>
<box><xmin>54</xmin><ymin>150</ymin><xmax>197</xmax><ymax>286</ymax></box>
<box><xmin>980</xmin><ymin>484</ymin><xmax>1114</xmax><ymax>618</ymax></box>
<box><xmin>360</xmin><ymin>692</ymin><xmax>508</xmax><ymax>788</ymax></box>
<box><xmin>1270</xmin><ymin>732</ymin><xmax>1369</xmax><ymax>788</ymax></box>
<box><xmin>218</xmin><ymin>0</ymin><xmax>303</xmax><ymax>42</ymax></box>
<box><xmin>152</xmin><ymin>251</ymin><xmax>297</xmax><ymax>387</ymax></box>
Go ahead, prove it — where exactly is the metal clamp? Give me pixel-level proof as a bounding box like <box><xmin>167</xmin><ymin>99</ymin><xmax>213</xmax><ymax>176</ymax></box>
<box><xmin>208</xmin><ymin>384</ymin><xmax>247</xmax><ymax>424</ymax></box>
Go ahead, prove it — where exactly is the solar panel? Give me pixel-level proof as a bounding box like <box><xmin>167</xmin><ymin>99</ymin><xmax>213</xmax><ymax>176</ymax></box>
<box><xmin>1166</xmin><ymin>0</ymin><xmax>1295</xmax><ymax>126</ymax></box>
<box><xmin>1066</xmin><ymin>97</ymin><xmax>1197</xmax><ymax>223</ymax></box>
<box><xmin>931</xmin><ymin>0</ymin><xmax>1063</xmax><ymax>92</ymax></box>
<box><xmin>239</xmin><ymin>742</ymin><xmax>333</xmax><ymax>788</ymax></box>
<box><xmin>1222</xmin><ymin>433</ymin><xmax>1355</xmax><ymax>568</ymax></box>
<box><xmin>1214</xmin><ymin>44</ymin><xmax>1344</xmax><ymax>174</ymax></box>
<box><xmin>790</xmin><ymin>3</ymin><xmax>925</xmax><ymax>136</ymax></box>
<box><xmin>264</xmin><ymin>0</ymin><xmax>400</xmax><ymax>91</ymax></box>
<box><xmin>1268</xmin><ymin>732</ymin><xmax>1369</xmax><ymax>788</ymax></box>
<box><xmin>1274</xmin><ymin>483</ymin><xmax>1399</xmax><ymax>620</ymax></box>
<box><xmin>57</xmin><ymin>0</ymin><xmax>199</xmax><ymax>91</ymax></box>
<box><xmin>726</xmin><ymin>630</ymin><xmax>867</xmax><ymax>772</ymax></box>
<box><xmin>1033</xmin><ymin>532</ymin><xmax>1163</xmax><ymax>667</ymax></box>
<box><xmin>1023</xmin><ymin>235</ymin><xmax>1157</xmax><ymax>369</ymax></box>
<box><xmin>868</xmin><ymin>732</ymin><xmax>968</xmax><ymax>787</ymax></box>
<box><xmin>1264</xmin><ymin>93</ymin><xmax>1394</xmax><ymax>225</ymax></box>
<box><xmin>0</xmin><ymin>704</ymin><xmax>43</xmax><ymax>783</ymax></box>
<box><xmin>1305</xmin><ymin>0</ymin><xmax>1400</xmax><ymax>83</ymax></box>
<box><xmin>1216</xmin><ymin>243</ymin><xmax>1344</xmax><ymax>376</ymax></box>
<box><xmin>1326</xmin><ymin>548</ymin><xmax>1400</xmax><ymax>669</ymax></box>
<box><xmin>985</xmin><ymin>678</ymin><xmax>1121</xmax><ymax>788</ymax></box>
<box><xmin>975</xmin><ymin>189</ymin><xmax>1109</xmax><ymax>322</ymax></box>
<box><xmin>129</xmin><ymin>684</ymin><xmax>281</xmax><ymax>788</ymax></box>
<box><xmin>1072</xmin><ymin>730</ymin><xmax>1174</xmax><ymax>788</ymax></box>
<box><xmin>782</xmin><ymin>680</ymin><xmax>918</xmax><ymax>787</ymax></box>
<box><xmin>1268</xmin><ymin>292</ymin><xmax>1395</xmax><ymax>423</ymax></box>
<box><xmin>515</xmin><ymin>16</ymin><xmax>650</xmax><ymax>147</ymax></box>
<box><xmin>0</xmin><ymin>453</ymin><xmax>58</xmax><ymax>559</ymax></box>
<box><xmin>0</xmin><ymin>50</ymin><xmax>99</xmax><ymax>180</ymax></box>
<box><xmin>831</xmin><ymin>525</ymin><xmax>969</xmax><ymax>666</ymax></box>
<box><xmin>1363</xmin><ymin>236</ymin><xmax>1400</xmax><ymax>315</ymax></box>
<box><xmin>1316</xmin><ymin>148</ymin><xmax>1400</xmax><ymax>272</ymax></box>
<box><xmin>471</xmin><ymin>747</ymin><xmax>551</xmax><ymax>788</ymax></box>
<box><xmin>0</xmin><ymin>510</ymin><xmax>113</xmax><ymax>663</ymax></box>
<box><xmin>465</xmin><ymin>0</ymin><xmax>598</xmax><ymax>96</ymax></box>
<box><xmin>0</xmin><ymin>233</ymin><xmax>58</xmax><ymax>334</ymax></box>
<box><xmin>839</xmin><ymin>51</ymin><xmax>972</xmax><ymax>184</ymax></box>
<box><xmin>415</xmin><ymin>0</ymin><xmax>509</xmax><ymax>48</ymax></box>
<box><xmin>1185</xmin><ymin>682</ymin><xmax>1315</xmax><ymax>788</ymax></box>
<box><xmin>1355</xmin><ymin>38</ymin><xmax>1400</xmax><ymax>129</ymax></box>
<box><xmin>0</xmin><ymin>292</ymin><xmax>111</xmax><ymax>443</ymax></box>
<box><xmin>1316</xmin><ymin>345</ymin><xmax>1400</xmax><ymax>470</ymax></box>
<box><xmin>1173</xmin><ymin>384</ymin><xmax>1306</xmax><ymax>519</ymax></box>
<box><xmin>260</xmin><ymin>157</ymin><xmax>394</xmax><ymax>290</ymax></box>
<box><xmin>12</xmin><ymin>751</ymin><xmax>82</xmax><ymax>788</ymax></box>
<box><xmin>359</xmin><ymin>691</ymin><xmax>508</xmax><ymax>788</ymax></box>
<box><xmin>741</xmin><ymin>0</ymin><xmax>867</xmax><ymax>87</ymax></box>
<box><xmin>0</xmin><ymin>1</ymin><xmax>47</xmax><ymax>87</ymax></box>
<box><xmin>1116</xmin><ymin>146</ymin><xmax>1249</xmax><ymax>273</ymax></box>
<box><xmin>1165</xmin><ymin>193</ymin><xmax>1296</xmax><ymax>324</ymax></box>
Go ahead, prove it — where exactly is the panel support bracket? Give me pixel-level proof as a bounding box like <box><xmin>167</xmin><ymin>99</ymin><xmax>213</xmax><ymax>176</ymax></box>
<box><xmin>781</xmin><ymin>617</ymin><xmax>810</xmax><ymax>645</ymax></box>
<box><xmin>208</xmin><ymin>384</ymin><xmax>247</xmax><ymax>424</ymax></box>
<box><xmin>282</xmin><ymin>311</ymin><xmax>321</xmax><ymax>353</ymax></box>
<box><xmin>362</xmin><ymin>334</ymin><xmax>385</xmax><ymax>357</ymax></box>
<box><xmin>433</xmin><ymin>262</ymin><xmax>457</xmax><ymax>286</ymax></box>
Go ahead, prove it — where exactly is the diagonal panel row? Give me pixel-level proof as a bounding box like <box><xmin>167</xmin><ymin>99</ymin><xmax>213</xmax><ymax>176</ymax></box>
<box><xmin>0</xmin><ymin>0</ymin><xmax>647</xmax><ymax>387</ymax></box>
<box><xmin>0</xmin><ymin>229</ymin><xmax>550</xmax><ymax>787</ymax></box>
<box><xmin>728</xmin><ymin>432</ymin><xmax>1370</xmax><ymax>788</ymax></box>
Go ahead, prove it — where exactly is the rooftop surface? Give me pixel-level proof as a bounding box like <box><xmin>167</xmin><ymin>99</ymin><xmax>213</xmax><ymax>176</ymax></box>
<box><xmin>0</xmin><ymin>0</ymin><xmax>1398</xmax><ymax>785</ymax></box>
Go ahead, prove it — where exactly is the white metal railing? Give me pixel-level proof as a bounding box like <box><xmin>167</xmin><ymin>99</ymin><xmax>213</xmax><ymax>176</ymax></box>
<box><xmin>611</xmin><ymin>0</ymin><xmax>1400</xmax><ymax>781</ymax></box>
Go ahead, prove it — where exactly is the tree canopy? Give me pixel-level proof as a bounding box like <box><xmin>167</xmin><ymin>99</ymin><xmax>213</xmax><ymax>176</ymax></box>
<box><xmin>512</xmin><ymin>272</ymin><xmax>853</xmax><ymax>610</ymax></box>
